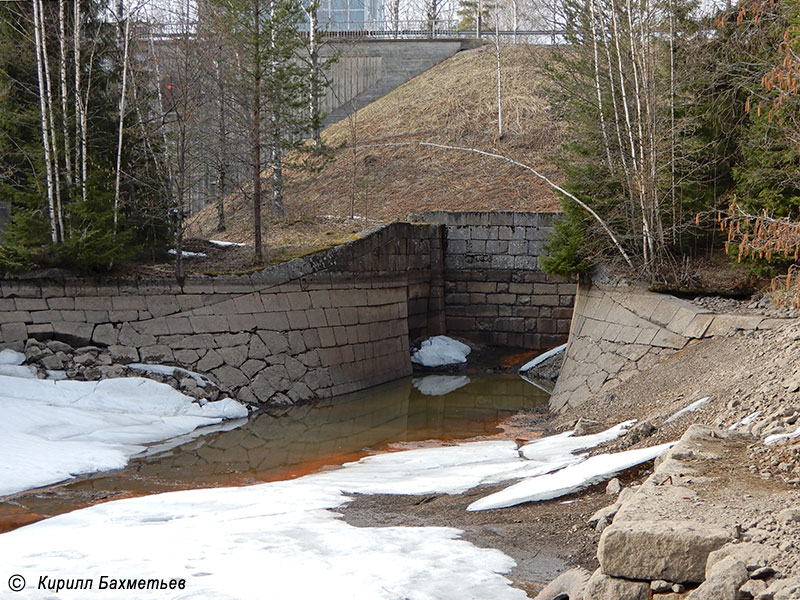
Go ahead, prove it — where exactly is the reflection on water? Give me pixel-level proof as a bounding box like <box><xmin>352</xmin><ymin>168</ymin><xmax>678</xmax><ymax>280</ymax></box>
<box><xmin>3</xmin><ymin>374</ymin><xmax>547</xmax><ymax>523</ymax></box>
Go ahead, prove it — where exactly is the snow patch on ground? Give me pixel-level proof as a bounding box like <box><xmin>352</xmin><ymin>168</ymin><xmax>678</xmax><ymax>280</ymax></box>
<box><xmin>128</xmin><ymin>363</ymin><xmax>216</xmax><ymax>388</ymax></box>
<box><xmin>412</xmin><ymin>375</ymin><xmax>470</xmax><ymax>396</ymax></box>
<box><xmin>518</xmin><ymin>343</ymin><xmax>568</xmax><ymax>372</ymax></box>
<box><xmin>729</xmin><ymin>410</ymin><xmax>761</xmax><ymax>431</ymax></box>
<box><xmin>467</xmin><ymin>442</ymin><xmax>675</xmax><ymax>511</ymax></box>
<box><xmin>0</xmin><ymin>348</ymin><xmax>25</xmax><ymax>365</ymax></box>
<box><xmin>665</xmin><ymin>396</ymin><xmax>710</xmax><ymax>424</ymax></box>
<box><xmin>765</xmin><ymin>425</ymin><xmax>800</xmax><ymax>445</ymax></box>
<box><xmin>0</xmin><ymin>376</ymin><xmax>247</xmax><ymax>496</ymax></box>
<box><xmin>168</xmin><ymin>249</ymin><xmax>207</xmax><ymax>258</ymax></box>
<box><xmin>208</xmin><ymin>240</ymin><xmax>247</xmax><ymax>247</ymax></box>
<box><xmin>410</xmin><ymin>336</ymin><xmax>471</xmax><ymax>367</ymax></box>
<box><xmin>0</xmin><ymin>417</ymin><xmax>670</xmax><ymax>598</ymax></box>
<box><xmin>0</xmin><ymin>450</ymin><xmax>529</xmax><ymax>599</ymax></box>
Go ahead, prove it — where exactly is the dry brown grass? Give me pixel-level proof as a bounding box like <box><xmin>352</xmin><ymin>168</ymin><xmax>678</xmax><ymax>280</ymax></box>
<box><xmin>187</xmin><ymin>44</ymin><xmax>563</xmax><ymax>246</ymax></box>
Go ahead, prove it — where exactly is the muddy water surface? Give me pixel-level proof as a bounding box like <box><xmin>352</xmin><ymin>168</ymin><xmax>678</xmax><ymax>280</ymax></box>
<box><xmin>0</xmin><ymin>374</ymin><xmax>548</xmax><ymax>532</ymax></box>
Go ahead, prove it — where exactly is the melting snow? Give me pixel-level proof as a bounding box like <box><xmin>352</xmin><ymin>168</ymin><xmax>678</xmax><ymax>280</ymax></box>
<box><xmin>208</xmin><ymin>240</ymin><xmax>247</xmax><ymax>247</ymax></box>
<box><xmin>411</xmin><ymin>336</ymin><xmax>471</xmax><ymax>367</ymax></box>
<box><xmin>729</xmin><ymin>410</ymin><xmax>761</xmax><ymax>431</ymax></box>
<box><xmin>467</xmin><ymin>442</ymin><xmax>675</xmax><ymax>511</ymax></box>
<box><xmin>128</xmin><ymin>363</ymin><xmax>216</xmax><ymax>388</ymax></box>
<box><xmin>168</xmin><ymin>249</ymin><xmax>207</xmax><ymax>258</ymax></box>
<box><xmin>518</xmin><ymin>343</ymin><xmax>568</xmax><ymax>372</ymax></box>
<box><xmin>765</xmin><ymin>425</ymin><xmax>800</xmax><ymax>445</ymax></box>
<box><xmin>665</xmin><ymin>397</ymin><xmax>710</xmax><ymax>424</ymax></box>
<box><xmin>0</xmin><ymin>376</ymin><xmax>247</xmax><ymax>496</ymax></box>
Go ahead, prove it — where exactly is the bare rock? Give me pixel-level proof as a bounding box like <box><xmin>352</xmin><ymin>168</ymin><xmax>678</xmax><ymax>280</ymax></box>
<box><xmin>583</xmin><ymin>568</ymin><xmax>649</xmax><ymax>600</ymax></box>
<box><xmin>46</xmin><ymin>340</ymin><xmax>73</xmax><ymax>353</ymax></box>
<box><xmin>741</xmin><ymin>579</ymin><xmax>768</xmax><ymax>597</ymax></box>
<box><xmin>534</xmin><ymin>567</ymin><xmax>591</xmax><ymax>600</ymax></box>
<box><xmin>685</xmin><ymin>556</ymin><xmax>748</xmax><ymax>600</ymax></box>
<box><xmin>706</xmin><ymin>542</ymin><xmax>780</xmax><ymax>573</ymax></box>
<box><xmin>598</xmin><ymin>520</ymin><xmax>732</xmax><ymax>583</ymax></box>
<box><xmin>760</xmin><ymin>577</ymin><xmax>800</xmax><ymax>600</ymax></box>
<box><xmin>109</xmin><ymin>345</ymin><xmax>139</xmax><ymax>364</ymax></box>
<box><xmin>776</xmin><ymin>508</ymin><xmax>800</xmax><ymax>525</ymax></box>
<box><xmin>651</xmin><ymin>580</ymin><xmax>673</xmax><ymax>593</ymax></box>
<box><xmin>41</xmin><ymin>351</ymin><xmax>69</xmax><ymax>370</ymax></box>
<box><xmin>573</xmin><ymin>418</ymin><xmax>602</xmax><ymax>436</ymax></box>
<box><xmin>606</xmin><ymin>478</ymin><xmax>622</xmax><ymax>495</ymax></box>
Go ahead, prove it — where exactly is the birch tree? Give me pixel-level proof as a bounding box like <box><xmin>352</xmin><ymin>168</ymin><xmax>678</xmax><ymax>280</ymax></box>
<box><xmin>544</xmin><ymin>0</ymin><xmax>703</xmax><ymax>274</ymax></box>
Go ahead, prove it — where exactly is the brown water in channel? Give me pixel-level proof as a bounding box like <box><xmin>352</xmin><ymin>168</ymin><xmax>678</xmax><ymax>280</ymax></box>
<box><xmin>0</xmin><ymin>374</ymin><xmax>548</xmax><ymax>533</ymax></box>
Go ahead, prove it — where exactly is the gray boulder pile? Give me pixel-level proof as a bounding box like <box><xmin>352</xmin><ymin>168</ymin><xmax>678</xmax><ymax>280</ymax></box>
<box><xmin>536</xmin><ymin>425</ymin><xmax>800</xmax><ymax>600</ymax></box>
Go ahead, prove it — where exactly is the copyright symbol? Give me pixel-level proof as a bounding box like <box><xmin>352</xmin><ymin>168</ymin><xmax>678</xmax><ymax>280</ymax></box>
<box><xmin>8</xmin><ymin>574</ymin><xmax>25</xmax><ymax>592</ymax></box>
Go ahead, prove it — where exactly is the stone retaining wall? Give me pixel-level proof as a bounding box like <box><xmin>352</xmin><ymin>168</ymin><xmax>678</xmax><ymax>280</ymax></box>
<box><xmin>0</xmin><ymin>212</ymin><xmax>572</xmax><ymax>406</ymax></box>
<box><xmin>421</xmin><ymin>211</ymin><xmax>574</xmax><ymax>348</ymax></box>
<box><xmin>550</xmin><ymin>281</ymin><xmax>788</xmax><ymax>413</ymax></box>
<box><xmin>0</xmin><ymin>223</ymin><xmax>445</xmax><ymax>406</ymax></box>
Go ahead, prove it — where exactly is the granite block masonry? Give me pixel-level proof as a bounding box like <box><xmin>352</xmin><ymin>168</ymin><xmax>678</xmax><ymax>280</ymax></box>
<box><xmin>421</xmin><ymin>211</ymin><xmax>574</xmax><ymax>349</ymax></box>
<box><xmin>0</xmin><ymin>213</ymin><xmax>575</xmax><ymax>406</ymax></box>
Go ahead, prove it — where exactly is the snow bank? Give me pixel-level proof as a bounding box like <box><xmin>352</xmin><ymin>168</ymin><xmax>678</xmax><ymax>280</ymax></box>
<box><xmin>0</xmin><ymin>456</ymin><xmax>527</xmax><ymax>600</ymax></box>
<box><xmin>0</xmin><ymin>376</ymin><xmax>247</xmax><ymax>496</ymax></box>
<box><xmin>665</xmin><ymin>397</ymin><xmax>710</xmax><ymax>424</ymax></box>
<box><xmin>209</xmin><ymin>239</ymin><xmax>247</xmax><ymax>247</ymax></box>
<box><xmin>0</xmin><ymin>419</ymin><xmax>671</xmax><ymax>598</ymax></box>
<box><xmin>168</xmin><ymin>249</ymin><xmax>207</xmax><ymax>258</ymax></box>
<box><xmin>765</xmin><ymin>425</ymin><xmax>800</xmax><ymax>445</ymax></box>
<box><xmin>467</xmin><ymin>442</ymin><xmax>675</xmax><ymax>511</ymax></box>
<box><xmin>128</xmin><ymin>362</ymin><xmax>216</xmax><ymax>388</ymax></box>
<box><xmin>518</xmin><ymin>343</ymin><xmax>567</xmax><ymax>372</ymax></box>
<box><xmin>412</xmin><ymin>375</ymin><xmax>470</xmax><ymax>396</ymax></box>
<box><xmin>410</xmin><ymin>336</ymin><xmax>471</xmax><ymax>367</ymax></box>
<box><xmin>729</xmin><ymin>410</ymin><xmax>761</xmax><ymax>431</ymax></box>
<box><xmin>0</xmin><ymin>348</ymin><xmax>25</xmax><ymax>365</ymax></box>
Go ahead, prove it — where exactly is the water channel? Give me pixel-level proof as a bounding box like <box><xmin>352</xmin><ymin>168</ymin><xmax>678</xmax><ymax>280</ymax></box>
<box><xmin>0</xmin><ymin>373</ymin><xmax>549</xmax><ymax>532</ymax></box>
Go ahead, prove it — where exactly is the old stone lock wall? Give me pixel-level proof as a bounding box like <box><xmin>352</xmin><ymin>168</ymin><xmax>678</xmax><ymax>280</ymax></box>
<box><xmin>0</xmin><ymin>213</ymin><xmax>574</xmax><ymax>405</ymax></box>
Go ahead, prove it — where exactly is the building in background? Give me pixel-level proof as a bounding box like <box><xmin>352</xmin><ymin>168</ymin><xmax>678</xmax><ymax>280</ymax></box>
<box><xmin>314</xmin><ymin>0</ymin><xmax>384</xmax><ymax>32</ymax></box>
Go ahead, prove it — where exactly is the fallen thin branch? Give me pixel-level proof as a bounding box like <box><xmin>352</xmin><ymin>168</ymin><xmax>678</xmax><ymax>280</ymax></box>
<box><xmin>349</xmin><ymin>140</ymin><xmax>635</xmax><ymax>268</ymax></box>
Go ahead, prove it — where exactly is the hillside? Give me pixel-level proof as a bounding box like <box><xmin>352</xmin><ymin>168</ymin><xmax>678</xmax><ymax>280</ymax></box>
<box><xmin>187</xmin><ymin>44</ymin><xmax>563</xmax><ymax>248</ymax></box>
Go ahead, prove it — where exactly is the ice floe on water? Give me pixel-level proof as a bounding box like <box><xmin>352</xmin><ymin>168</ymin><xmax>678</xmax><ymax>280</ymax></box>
<box><xmin>410</xmin><ymin>335</ymin><xmax>471</xmax><ymax>367</ymax></box>
<box><xmin>412</xmin><ymin>374</ymin><xmax>471</xmax><ymax>396</ymax></box>
<box><xmin>0</xmin><ymin>376</ymin><xmax>247</xmax><ymax>497</ymax></box>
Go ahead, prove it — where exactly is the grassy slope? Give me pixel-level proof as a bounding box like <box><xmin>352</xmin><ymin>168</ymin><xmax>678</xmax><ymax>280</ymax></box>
<box><xmin>187</xmin><ymin>44</ymin><xmax>563</xmax><ymax>247</ymax></box>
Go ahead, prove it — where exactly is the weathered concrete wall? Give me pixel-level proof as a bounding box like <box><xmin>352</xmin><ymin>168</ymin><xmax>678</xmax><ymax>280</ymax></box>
<box><xmin>421</xmin><ymin>211</ymin><xmax>574</xmax><ymax>348</ymax></box>
<box><xmin>321</xmin><ymin>38</ymin><xmax>482</xmax><ymax>127</ymax></box>
<box><xmin>550</xmin><ymin>281</ymin><xmax>788</xmax><ymax>413</ymax></box>
<box><xmin>0</xmin><ymin>223</ymin><xmax>445</xmax><ymax>406</ymax></box>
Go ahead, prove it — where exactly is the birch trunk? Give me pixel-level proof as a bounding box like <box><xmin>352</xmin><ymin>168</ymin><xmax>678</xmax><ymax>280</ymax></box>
<box><xmin>113</xmin><ymin>15</ymin><xmax>131</xmax><ymax>232</ymax></box>
<box><xmin>32</xmin><ymin>0</ymin><xmax>59</xmax><ymax>244</ymax></box>
<box><xmin>73</xmin><ymin>0</ymin><xmax>83</xmax><ymax>197</ymax></box>
<box><xmin>589</xmin><ymin>0</ymin><xmax>613</xmax><ymax>174</ymax></box>
<box><xmin>58</xmin><ymin>0</ymin><xmax>72</xmax><ymax>188</ymax></box>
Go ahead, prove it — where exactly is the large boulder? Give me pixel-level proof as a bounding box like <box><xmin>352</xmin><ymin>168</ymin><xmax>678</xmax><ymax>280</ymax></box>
<box><xmin>685</xmin><ymin>556</ymin><xmax>748</xmax><ymax>600</ymax></box>
<box><xmin>582</xmin><ymin>569</ymin><xmax>649</xmax><ymax>600</ymax></box>
<box><xmin>597</xmin><ymin>520</ymin><xmax>731</xmax><ymax>583</ymax></box>
<box><xmin>534</xmin><ymin>567</ymin><xmax>591</xmax><ymax>600</ymax></box>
